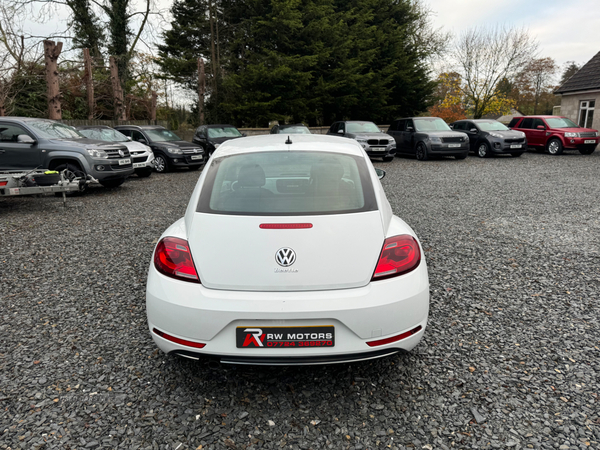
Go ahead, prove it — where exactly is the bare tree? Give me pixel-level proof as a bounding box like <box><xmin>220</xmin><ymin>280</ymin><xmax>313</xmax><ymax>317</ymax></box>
<box><xmin>455</xmin><ymin>26</ymin><xmax>538</xmax><ymax>118</ymax></box>
<box><xmin>516</xmin><ymin>57</ymin><xmax>557</xmax><ymax>114</ymax></box>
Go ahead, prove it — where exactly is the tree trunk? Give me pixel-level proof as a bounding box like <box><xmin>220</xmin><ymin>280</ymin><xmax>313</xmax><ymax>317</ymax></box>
<box><xmin>209</xmin><ymin>0</ymin><xmax>217</xmax><ymax>96</ymax></box>
<box><xmin>83</xmin><ymin>48</ymin><xmax>95</xmax><ymax>119</ymax></box>
<box><xmin>110</xmin><ymin>56</ymin><xmax>126</xmax><ymax>121</ymax></box>
<box><xmin>43</xmin><ymin>40</ymin><xmax>63</xmax><ymax>120</ymax></box>
<box><xmin>150</xmin><ymin>91</ymin><xmax>157</xmax><ymax>123</ymax></box>
<box><xmin>197</xmin><ymin>58</ymin><xmax>205</xmax><ymax>125</ymax></box>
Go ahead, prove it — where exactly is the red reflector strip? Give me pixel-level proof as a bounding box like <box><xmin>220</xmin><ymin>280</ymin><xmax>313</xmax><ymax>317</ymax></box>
<box><xmin>260</xmin><ymin>223</ymin><xmax>313</xmax><ymax>229</ymax></box>
<box><xmin>366</xmin><ymin>325</ymin><xmax>422</xmax><ymax>347</ymax></box>
<box><xmin>152</xmin><ymin>328</ymin><xmax>206</xmax><ymax>349</ymax></box>
<box><xmin>0</xmin><ymin>181</ymin><xmax>7</xmax><ymax>187</ymax></box>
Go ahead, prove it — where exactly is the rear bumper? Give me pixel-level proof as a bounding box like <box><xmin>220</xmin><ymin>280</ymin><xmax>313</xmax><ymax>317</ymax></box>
<box><xmin>146</xmin><ymin>261</ymin><xmax>429</xmax><ymax>365</ymax></box>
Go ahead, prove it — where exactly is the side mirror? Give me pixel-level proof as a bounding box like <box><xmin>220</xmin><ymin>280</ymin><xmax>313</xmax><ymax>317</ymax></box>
<box><xmin>469</xmin><ymin>128</ymin><xmax>478</xmax><ymax>133</ymax></box>
<box><xmin>406</xmin><ymin>126</ymin><xmax>414</xmax><ymax>132</ymax></box>
<box><xmin>126</xmin><ymin>136</ymin><xmax>132</xmax><ymax>141</ymax></box>
<box><xmin>337</xmin><ymin>129</ymin><xmax>344</xmax><ymax>134</ymax></box>
<box><xmin>137</xmin><ymin>138</ymin><xmax>148</xmax><ymax>144</ymax></box>
<box><xmin>536</xmin><ymin>125</ymin><xmax>545</xmax><ymax>130</ymax></box>
<box><xmin>17</xmin><ymin>134</ymin><xmax>36</xmax><ymax>144</ymax></box>
<box><xmin>242</xmin><ymin>133</ymin><xmax>247</xmax><ymax>137</ymax></box>
<box><xmin>375</xmin><ymin>168</ymin><xmax>386</xmax><ymax>180</ymax></box>
<box><xmin>449</xmin><ymin>124</ymin><xmax>454</xmax><ymax>129</ymax></box>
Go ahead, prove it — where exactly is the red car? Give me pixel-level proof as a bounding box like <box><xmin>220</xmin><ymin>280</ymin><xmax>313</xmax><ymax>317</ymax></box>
<box><xmin>508</xmin><ymin>116</ymin><xmax>598</xmax><ymax>155</ymax></box>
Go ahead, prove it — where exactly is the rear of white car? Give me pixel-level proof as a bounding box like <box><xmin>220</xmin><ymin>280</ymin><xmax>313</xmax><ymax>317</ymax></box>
<box><xmin>146</xmin><ymin>134</ymin><xmax>429</xmax><ymax>365</ymax></box>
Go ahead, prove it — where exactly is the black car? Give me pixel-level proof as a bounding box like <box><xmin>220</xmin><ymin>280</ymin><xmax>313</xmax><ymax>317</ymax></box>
<box><xmin>326</xmin><ymin>121</ymin><xmax>396</xmax><ymax>161</ymax></box>
<box><xmin>450</xmin><ymin>119</ymin><xmax>527</xmax><ymax>157</ymax></box>
<box><xmin>114</xmin><ymin>125</ymin><xmax>205</xmax><ymax>173</ymax></box>
<box><xmin>388</xmin><ymin>117</ymin><xmax>469</xmax><ymax>161</ymax></box>
<box><xmin>192</xmin><ymin>124</ymin><xmax>245</xmax><ymax>157</ymax></box>
<box><xmin>0</xmin><ymin>117</ymin><xmax>133</xmax><ymax>189</ymax></box>
<box><xmin>270</xmin><ymin>123</ymin><xmax>311</xmax><ymax>134</ymax></box>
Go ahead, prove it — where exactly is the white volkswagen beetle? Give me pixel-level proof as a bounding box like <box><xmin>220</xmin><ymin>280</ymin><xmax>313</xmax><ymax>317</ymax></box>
<box><xmin>146</xmin><ymin>134</ymin><xmax>429</xmax><ymax>365</ymax></box>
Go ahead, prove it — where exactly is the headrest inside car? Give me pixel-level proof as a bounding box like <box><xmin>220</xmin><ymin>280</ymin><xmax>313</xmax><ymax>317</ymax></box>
<box><xmin>237</xmin><ymin>164</ymin><xmax>266</xmax><ymax>187</ymax></box>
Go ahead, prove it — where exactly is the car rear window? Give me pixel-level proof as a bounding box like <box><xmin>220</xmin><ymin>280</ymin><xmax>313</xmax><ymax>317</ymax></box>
<box><xmin>197</xmin><ymin>151</ymin><xmax>377</xmax><ymax>216</ymax></box>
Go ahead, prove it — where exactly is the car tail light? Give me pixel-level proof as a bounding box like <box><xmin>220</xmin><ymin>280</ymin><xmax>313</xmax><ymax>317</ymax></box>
<box><xmin>0</xmin><ymin>181</ymin><xmax>7</xmax><ymax>187</ymax></box>
<box><xmin>152</xmin><ymin>328</ymin><xmax>206</xmax><ymax>348</ymax></box>
<box><xmin>372</xmin><ymin>234</ymin><xmax>421</xmax><ymax>280</ymax></box>
<box><xmin>366</xmin><ymin>325</ymin><xmax>422</xmax><ymax>347</ymax></box>
<box><xmin>154</xmin><ymin>237</ymin><xmax>200</xmax><ymax>283</ymax></box>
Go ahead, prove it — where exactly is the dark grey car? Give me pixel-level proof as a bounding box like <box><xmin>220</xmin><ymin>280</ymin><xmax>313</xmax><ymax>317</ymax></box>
<box><xmin>0</xmin><ymin>117</ymin><xmax>133</xmax><ymax>188</ymax></box>
<box><xmin>450</xmin><ymin>119</ymin><xmax>527</xmax><ymax>158</ymax></box>
<box><xmin>388</xmin><ymin>117</ymin><xmax>469</xmax><ymax>161</ymax></box>
<box><xmin>115</xmin><ymin>125</ymin><xmax>205</xmax><ymax>173</ymax></box>
<box><xmin>326</xmin><ymin>121</ymin><xmax>396</xmax><ymax>161</ymax></box>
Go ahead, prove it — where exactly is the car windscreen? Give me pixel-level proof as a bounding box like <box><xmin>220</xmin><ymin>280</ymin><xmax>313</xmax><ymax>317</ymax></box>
<box><xmin>197</xmin><ymin>151</ymin><xmax>377</xmax><ymax>216</ymax></box>
<box><xmin>414</xmin><ymin>118</ymin><xmax>451</xmax><ymax>132</ymax></box>
<box><xmin>27</xmin><ymin>121</ymin><xmax>84</xmax><ymax>139</ymax></box>
<box><xmin>545</xmin><ymin>117</ymin><xmax>578</xmax><ymax>128</ymax></box>
<box><xmin>477</xmin><ymin>121</ymin><xmax>509</xmax><ymax>131</ymax></box>
<box><xmin>279</xmin><ymin>126</ymin><xmax>311</xmax><ymax>134</ymax></box>
<box><xmin>78</xmin><ymin>128</ymin><xmax>129</xmax><ymax>142</ymax></box>
<box><xmin>144</xmin><ymin>128</ymin><xmax>181</xmax><ymax>142</ymax></box>
<box><xmin>207</xmin><ymin>127</ymin><xmax>242</xmax><ymax>138</ymax></box>
<box><xmin>345</xmin><ymin>122</ymin><xmax>380</xmax><ymax>133</ymax></box>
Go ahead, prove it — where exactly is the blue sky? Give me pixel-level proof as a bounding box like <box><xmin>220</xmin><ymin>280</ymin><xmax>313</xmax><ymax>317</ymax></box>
<box><xmin>426</xmin><ymin>0</ymin><xmax>600</xmax><ymax>69</ymax></box>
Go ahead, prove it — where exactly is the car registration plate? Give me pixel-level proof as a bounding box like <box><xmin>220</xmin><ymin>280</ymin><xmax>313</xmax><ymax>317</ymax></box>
<box><xmin>510</xmin><ymin>144</ymin><xmax>522</xmax><ymax>148</ymax></box>
<box><xmin>119</xmin><ymin>158</ymin><xmax>131</xmax><ymax>165</ymax></box>
<box><xmin>584</xmin><ymin>140</ymin><xmax>596</xmax><ymax>144</ymax></box>
<box><xmin>236</xmin><ymin>326</ymin><xmax>335</xmax><ymax>348</ymax></box>
<box><xmin>133</xmin><ymin>162</ymin><xmax>145</xmax><ymax>168</ymax></box>
<box><xmin>191</xmin><ymin>155</ymin><xmax>203</xmax><ymax>160</ymax></box>
<box><xmin>371</xmin><ymin>147</ymin><xmax>386</xmax><ymax>152</ymax></box>
<box><xmin>448</xmin><ymin>143</ymin><xmax>461</xmax><ymax>148</ymax></box>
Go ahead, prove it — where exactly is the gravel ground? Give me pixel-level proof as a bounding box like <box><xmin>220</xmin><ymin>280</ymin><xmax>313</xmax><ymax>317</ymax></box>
<box><xmin>1</xmin><ymin>150</ymin><xmax>599</xmax><ymax>450</ymax></box>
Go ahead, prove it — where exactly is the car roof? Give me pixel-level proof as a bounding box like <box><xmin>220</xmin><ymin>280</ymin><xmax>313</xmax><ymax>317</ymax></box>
<box><xmin>114</xmin><ymin>125</ymin><xmax>166</xmax><ymax>130</ymax></box>
<box><xmin>204</xmin><ymin>124</ymin><xmax>236</xmax><ymax>128</ymax></box>
<box><xmin>76</xmin><ymin>125</ymin><xmax>112</xmax><ymax>130</ymax></box>
<box><xmin>217</xmin><ymin>134</ymin><xmax>364</xmax><ymax>157</ymax></box>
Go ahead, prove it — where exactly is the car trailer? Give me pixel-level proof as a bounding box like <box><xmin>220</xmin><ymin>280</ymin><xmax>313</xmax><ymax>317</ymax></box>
<box><xmin>0</xmin><ymin>169</ymin><xmax>85</xmax><ymax>206</ymax></box>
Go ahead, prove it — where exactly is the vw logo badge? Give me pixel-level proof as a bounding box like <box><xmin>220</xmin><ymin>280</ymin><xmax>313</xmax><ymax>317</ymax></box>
<box><xmin>118</xmin><ymin>149</ymin><xmax>125</xmax><ymax>157</ymax></box>
<box><xmin>276</xmin><ymin>248</ymin><xmax>296</xmax><ymax>267</ymax></box>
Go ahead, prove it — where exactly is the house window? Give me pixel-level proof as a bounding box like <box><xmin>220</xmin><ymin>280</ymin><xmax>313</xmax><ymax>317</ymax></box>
<box><xmin>578</xmin><ymin>100</ymin><xmax>595</xmax><ymax>128</ymax></box>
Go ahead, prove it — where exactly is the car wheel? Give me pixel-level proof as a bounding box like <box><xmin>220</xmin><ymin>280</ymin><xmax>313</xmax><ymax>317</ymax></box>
<box><xmin>454</xmin><ymin>153</ymin><xmax>468</xmax><ymax>160</ymax></box>
<box><xmin>579</xmin><ymin>147</ymin><xmax>595</xmax><ymax>155</ymax></box>
<box><xmin>547</xmin><ymin>138</ymin><xmax>563</xmax><ymax>155</ymax></box>
<box><xmin>100</xmin><ymin>178</ymin><xmax>125</xmax><ymax>188</ymax></box>
<box><xmin>511</xmin><ymin>152</ymin><xmax>524</xmax><ymax>157</ymax></box>
<box><xmin>136</xmin><ymin>168</ymin><xmax>153</xmax><ymax>178</ymax></box>
<box><xmin>54</xmin><ymin>163</ymin><xmax>87</xmax><ymax>193</ymax></box>
<box><xmin>154</xmin><ymin>154</ymin><xmax>169</xmax><ymax>173</ymax></box>
<box><xmin>383</xmin><ymin>156</ymin><xmax>394</xmax><ymax>162</ymax></box>
<box><xmin>415</xmin><ymin>143</ymin><xmax>428</xmax><ymax>161</ymax></box>
<box><xmin>477</xmin><ymin>142</ymin><xmax>490</xmax><ymax>158</ymax></box>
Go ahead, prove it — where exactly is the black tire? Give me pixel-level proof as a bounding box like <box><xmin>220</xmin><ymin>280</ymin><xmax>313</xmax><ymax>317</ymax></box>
<box><xmin>579</xmin><ymin>147</ymin><xmax>595</xmax><ymax>155</ymax></box>
<box><xmin>136</xmin><ymin>168</ymin><xmax>153</xmax><ymax>178</ymax></box>
<box><xmin>383</xmin><ymin>156</ymin><xmax>394</xmax><ymax>162</ymax></box>
<box><xmin>454</xmin><ymin>153</ymin><xmax>468</xmax><ymax>160</ymax></box>
<box><xmin>511</xmin><ymin>152</ymin><xmax>524</xmax><ymax>157</ymax></box>
<box><xmin>54</xmin><ymin>163</ymin><xmax>87</xmax><ymax>193</ymax></box>
<box><xmin>477</xmin><ymin>142</ymin><xmax>490</xmax><ymax>158</ymax></box>
<box><xmin>100</xmin><ymin>178</ymin><xmax>125</xmax><ymax>189</ymax></box>
<box><xmin>189</xmin><ymin>165</ymin><xmax>202</xmax><ymax>171</ymax></box>
<box><xmin>154</xmin><ymin>154</ymin><xmax>169</xmax><ymax>173</ymax></box>
<box><xmin>415</xmin><ymin>143</ymin><xmax>428</xmax><ymax>161</ymax></box>
<box><xmin>547</xmin><ymin>138</ymin><xmax>563</xmax><ymax>155</ymax></box>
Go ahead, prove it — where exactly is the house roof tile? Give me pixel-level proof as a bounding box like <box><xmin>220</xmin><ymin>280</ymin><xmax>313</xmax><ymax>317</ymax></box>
<box><xmin>555</xmin><ymin>50</ymin><xmax>600</xmax><ymax>94</ymax></box>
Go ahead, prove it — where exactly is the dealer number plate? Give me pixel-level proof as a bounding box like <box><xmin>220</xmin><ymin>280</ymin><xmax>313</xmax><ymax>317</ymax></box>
<box><xmin>236</xmin><ymin>326</ymin><xmax>335</xmax><ymax>348</ymax></box>
<box><xmin>119</xmin><ymin>158</ymin><xmax>131</xmax><ymax>165</ymax></box>
<box><xmin>448</xmin><ymin>143</ymin><xmax>461</xmax><ymax>148</ymax></box>
<box><xmin>584</xmin><ymin>140</ymin><xmax>596</xmax><ymax>144</ymax></box>
<box><xmin>510</xmin><ymin>144</ymin><xmax>522</xmax><ymax>148</ymax></box>
<box><xmin>191</xmin><ymin>155</ymin><xmax>203</xmax><ymax>160</ymax></box>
